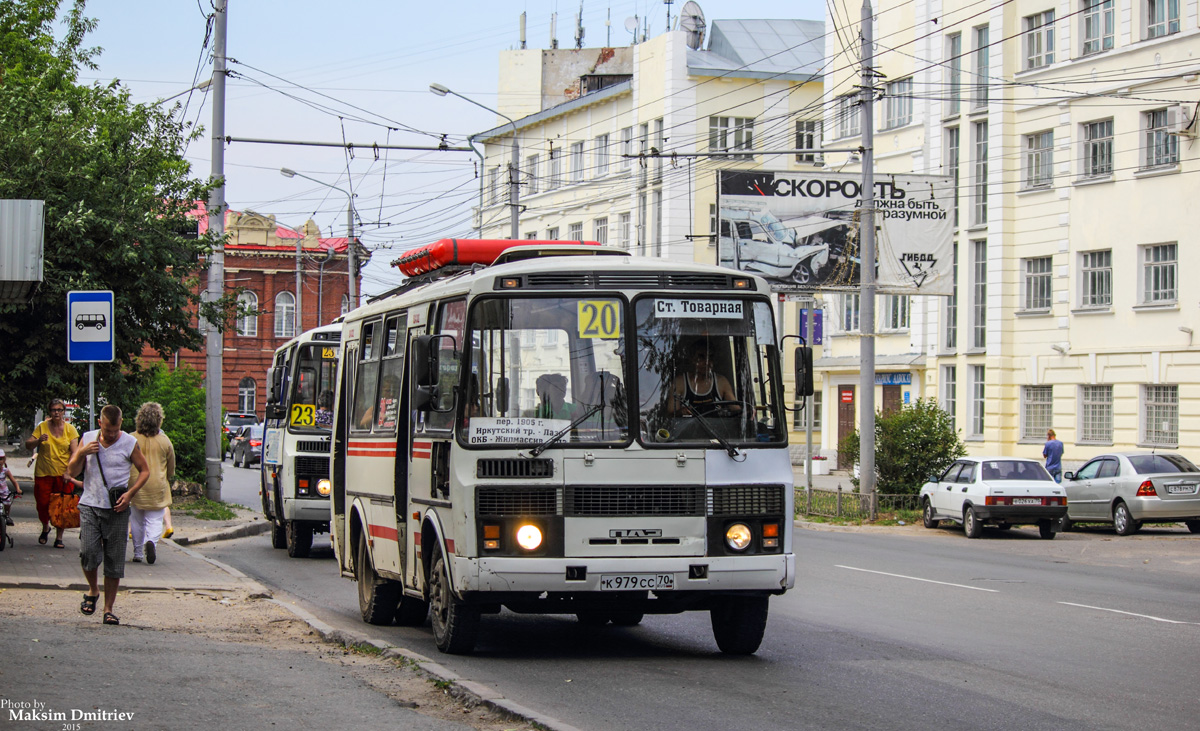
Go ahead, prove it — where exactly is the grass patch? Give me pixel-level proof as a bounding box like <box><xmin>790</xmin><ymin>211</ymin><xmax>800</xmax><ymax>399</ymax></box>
<box><xmin>175</xmin><ymin>496</ymin><xmax>239</xmax><ymax>521</ymax></box>
<box><xmin>350</xmin><ymin>642</ymin><xmax>384</xmax><ymax>657</ymax></box>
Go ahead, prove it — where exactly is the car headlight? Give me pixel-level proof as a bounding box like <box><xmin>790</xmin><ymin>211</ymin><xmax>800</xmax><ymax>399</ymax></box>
<box><xmin>316</xmin><ymin>479</ymin><xmax>331</xmax><ymax>496</ymax></box>
<box><xmin>516</xmin><ymin>524</ymin><xmax>543</xmax><ymax>550</ymax></box>
<box><xmin>725</xmin><ymin>523</ymin><xmax>752</xmax><ymax>551</ymax></box>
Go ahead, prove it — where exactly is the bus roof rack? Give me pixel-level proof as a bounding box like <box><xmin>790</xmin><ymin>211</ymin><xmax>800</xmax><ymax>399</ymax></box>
<box><xmin>492</xmin><ymin>244</ymin><xmax>628</xmax><ymax>266</ymax></box>
<box><xmin>391</xmin><ymin>239</ymin><xmax>610</xmax><ymax>278</ymax></box>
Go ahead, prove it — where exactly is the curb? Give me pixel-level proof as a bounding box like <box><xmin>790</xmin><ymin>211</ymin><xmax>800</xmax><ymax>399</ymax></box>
<box><xmin>172</xmin><ymin>521</ymin><xmax>271</xmax><ymax>546</ymax></box>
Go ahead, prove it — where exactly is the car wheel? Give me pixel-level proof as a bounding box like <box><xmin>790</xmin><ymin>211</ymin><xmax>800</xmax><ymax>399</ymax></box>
<box><xmin>710</xmin><ymin>595</ymin><xmax>769</xmax><ymax>655</ymax></box>
<box><xmin>428</xmin><ymin>541</ymin><xmax>480</xmax><ymax>654</ymax></box>
<box><xmin>922</xmin><ymin>500</ymin><xmax>939</xmax><ymax>529</ymax></box>
<box><xmin>1059</xmin><ymin>515</ymin><xmax>1073</xmax><ymax>532</ymax></box>
<box><xmin>790</xmin><ymin>263</ymin><xmax>813</xmax><ymax>285</ymax></box>
<box><xmin>1113</xmin><ymin>502</ymin><xmax>1140</xmax><ymax>536</ymax></box>
<box><xmin>286</xmin><ymin>520</ymin><xmax>313</xmax><ymax>558</ymax></box>
<box><xmin>963</xmin><ymin>506</ymin><xmax>983</xmax><ymax>538</ymax></box>
<box><xmin>1038</xmin><ymin>520</ymin><xmax>1057</xmax><ymax>540</ymax></box>
<box><xmin>356</xmin><ymin>529</ymin><xmax>400</xmax><ymax>625</ymax></box>
<box><xmin>1185</xmin><ymin>520</ymin><xmax>1200</xmax><ymax>534</ymax></box>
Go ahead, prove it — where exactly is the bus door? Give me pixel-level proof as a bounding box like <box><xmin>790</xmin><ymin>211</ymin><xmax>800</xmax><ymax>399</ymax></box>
<box><xmin>376</xmin><ymin>313</ymin><xmax>407</xmax><ymax>577</ymax></box>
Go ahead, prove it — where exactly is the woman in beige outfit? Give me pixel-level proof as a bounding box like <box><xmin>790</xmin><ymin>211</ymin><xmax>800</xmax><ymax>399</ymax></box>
<box><xmin>129</xmin><ymin>402</ymin><xmax>175</xmax><ymax>564</ymax></box>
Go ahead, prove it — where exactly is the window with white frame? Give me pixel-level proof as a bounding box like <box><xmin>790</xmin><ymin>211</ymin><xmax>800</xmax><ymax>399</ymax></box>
<box><xmin>273</xmin><ymin>291</ymin><xmax>295</xmax><ymax>338</ymax></box>
<box><xmin>971</xmin><ymin>239</ymin><xmax>987</xmax><ymax>349</ymax></box>
<box><xmin>568</xmin><ymin>222</ymin><xmax>583</xmax><ymax>240</ymax></box>
<box><xmin>793</xmin><ymin>391</ymin><xmax>822</xmax><ymax>430</ymax></box>
<box><xmin>1143</xmin><ymin>109</ymin><xmax>1179</xmax><ymax>168</ymax></box>
<box><xmin>835</xmin><ymin>95</ymin><xmax>860</xmax><ymax>138</ymax></box>
<box><xmin>1141</xmin><ymin>243</ymin><xmax>1177</xmax><ymax>304</ymax></box>
<box><xmin>972</xmin><ymin>121</ymin><xmax>988</xmax><ymax>226</ymax></box>
<box><xmin>594</xmin><ymin>134</ymin><xmax>609</xmax><ymax>177</ymax></box>
<box><xmin>973</xmin><ymin>26</ymin><xmax>990</xmax><ymax>108</ymax></box>
<box><xmin>620</xmin><ymin>126</ymin><xmax>634</xmax><ymax>170</ymax></box>
<box><xmin>237</xmin><ymin>290</ymin><xmax>258</xmax><ymax>337</ymax></box>
<box><xmin>1023</xmin><ymin>256</ymin><xmax>1052</xmax><ymax>311</ymax></box>
<box><xmin>1024</xmin><ymin>131</ymin><xmax>1053</xmax><ymax>188</ymax></box>
<box><xmin>946</xmin><ymin>126</ymin><xmax>961</xmax><ymax>227</ymax></box>
<box><xmin>1022</xmin><ymin>385</ymin><xmax>1054</xmax><ymax>440</ymax></box>
<box><xmin>547</xmin><ymin>147</ymin><xmax>561</xmax><ymax>190</ymax></box>
<box><xmin>238</xmin><ymin>377</ymin><xmax>256</xmax><ymax>413</ymax></box>
<box><xmin>1080</xmin><ymin>250</ymin><xmax>1112</xmax><ymax>307</ymax></box>
<box><xmin>1142</xmin><ymin>384</ymin><xmax>1178</xmax><ymax>446</ymax></box>
<box><xmin>1082</xmin><ymin>119</ymin><xmax>1113</xmax><ymax>177</ymax></box>
<box><xmin>1079</xmin><ymin>384</ymin><xmax>1113</xmax><ymax>443</ymax></box>
<box><xmin>709</xmin><ymin>116</ymin><xmax>754</xmax><ymax>157</ymax></box>
<box><xmin>546</xmin><ymin>226</ymin><xmax>559</xmax><ymax>240</ymax></box>
<box><xmin>945</xmin><ymin>243</ymin><xmax>958</xmax><ymax>350</ymax></box>
<box><xmin>652</xmin><ymin>119</ymin><xmax>664</xmax><ymax>181</ymax></box>
<box><xmin>525</xmin><ymin>154</ymin><xmax>540</xmax><ymax>194</ymax></box>
<box><xmin>340</xmin><ymin>294</ymin><xmax>350</xmax><ymax>315</ymax></box>
<box><xmin>525</xmin><ymin>231</ymin><xmax>538</xmax><ymax>240</ymax></box>
<box><xmin>1146</xmin><ymin>0</ymin><xmax>1180</xmax><ymax>38</ymax></box>
<box><xmin>708</xmin><ymin>204</ymin><xmax>717</xmax><ymax>247</ymax></box>
<box><xmin>947</xmin><ymin>33</ymin><xmax>963</xmax><ymax>115</ymax></box>
<box><xmin>882</xmin><ymin>295</ymin><xmax>909</xmax><ymax>330</ymax></box>
<box><xmin>883</xmin><ymin>78</ymin><xmax>913</xmax><ymax>130</ymax></box>
<box><xmin>970</xmin><ymin>365</ymin><xmax>986</xmax><ymax>436</ymax></box>
<box><xmin>488</xmin><ymin>166</ymin><xmax>502</xmax><ymax>205</ymax></box>
<box><xmin>570</xmin><ymin>142</ymin><xmax>585</xmax><ymax>182</ymax></box>
<box><xmin>1024</xmin><ymin>11</ymin><xmax>1055</xmax><ymax>69</ymax></box>
<box><xmin>618</xmin><ymin>212</ymin><xmax>632</xmax><ymax>250</ymax></box>
<box><xmin>795</xmin><ymin>120</ymin><xmax>822</xmax><ymax>163</ymax></box>
<box><xmin>841</xmin><ymin>293</ymin><xmax>861</xmax><ymax>332</ymax></box>
<box><xmin>943</xmin><ymin>365</ymin><xmax>957</xmax><ymax>431</ymax></box>
<box><xmin>593</xmin><ymin>217</ymin><xmax>608</xmax><ymax>245</ymax></box>
<box><xmin>1082</xmin><ymin>0</ymin><xmax>1114</xmax><ymax>54</ymax></box>
<box><xmin>652</xmin><ymin>190</ymin><xmax>663</xmax><ymax>256</ymax></box>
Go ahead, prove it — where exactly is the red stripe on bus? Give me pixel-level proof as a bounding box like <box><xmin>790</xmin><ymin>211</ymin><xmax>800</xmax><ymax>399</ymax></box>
<box><xmin>369</xmin><ymin>524</ymin><xmax>399</xmax><ymax>542</ymax></box>
<box><xmin>413</xmin><ymin>440</ymin><xmax>433</xmax><ymax>449</ymax></box>
<box><xmin>412</xmin><ymin>451</ymin><xmax>431</xmax><ymax>460</ymax></box>
<box><xmin>446</xmin><ymin>539</ymin><xmax>455</xmax><ymax>554</ymax></box>
<box><xmin>347</xmin><ymin>449</ymin><xmax>397</xmax><ymax>457</ymax></box>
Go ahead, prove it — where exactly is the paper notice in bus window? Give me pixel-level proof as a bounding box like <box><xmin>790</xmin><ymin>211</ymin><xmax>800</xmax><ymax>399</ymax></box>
<box><xmin>466</xmin><ymin>417</ymin><xmax>570</xmax><ymax>445</ymax></box>
<box><xmin>654</xmin><ymin>299</ymin><xmax>744</xmax><ymax>319</ymax></box>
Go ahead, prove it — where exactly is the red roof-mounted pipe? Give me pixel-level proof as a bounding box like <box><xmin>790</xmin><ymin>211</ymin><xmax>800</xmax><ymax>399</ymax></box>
<box><xmin>391</xmin><ymin>239</ymin><xmax>598</xmax><ymax>277</ymax></box>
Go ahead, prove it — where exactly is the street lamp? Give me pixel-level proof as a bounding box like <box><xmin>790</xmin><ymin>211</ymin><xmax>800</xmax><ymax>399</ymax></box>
<box><xmin>280</xmin><ymin>168</ymin><xmax>359</xmax><ymax>310</ymax></box>
<box><xmin>430</xmin><ymin>83</ymin><xmax>520</xmax><ymax>240</ymax></box>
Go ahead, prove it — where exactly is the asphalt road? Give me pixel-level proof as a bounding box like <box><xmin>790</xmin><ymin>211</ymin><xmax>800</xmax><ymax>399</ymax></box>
<box><xmin>207</xmin><ymin>467</ymin><xmax>1200</xmax><ymax>730</ymax></box>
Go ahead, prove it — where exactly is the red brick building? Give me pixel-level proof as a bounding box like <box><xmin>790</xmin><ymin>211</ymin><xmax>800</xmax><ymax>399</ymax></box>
<box><xmin>142</xmin><ymin>207</ymin><xmax>363</xmax><ymax>420</ymax></box>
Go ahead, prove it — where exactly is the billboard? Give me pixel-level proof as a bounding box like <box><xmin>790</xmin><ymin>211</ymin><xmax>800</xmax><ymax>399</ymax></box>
<box><xmin>717</xmin><ymin>170</ymin><xmax>955</xmax><ymax>295</ymax></box>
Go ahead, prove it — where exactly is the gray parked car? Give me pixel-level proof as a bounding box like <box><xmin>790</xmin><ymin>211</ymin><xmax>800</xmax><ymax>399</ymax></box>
<box><xmin>1061</xmin><ymin>452</ymin><xmax>1200</xmax><ymax>535</ymax></box>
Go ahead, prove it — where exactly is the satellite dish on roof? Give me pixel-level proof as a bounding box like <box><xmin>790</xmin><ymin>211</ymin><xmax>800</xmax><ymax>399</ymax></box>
<box><xmin>680</xmin><ymin>1</ymin><xmax>706</xmax><ymax>50</ymax></box>
<box><xmin>624</xmin><ymin>16</ymin><xmax>639</xmax><ymax>32</ymax></box>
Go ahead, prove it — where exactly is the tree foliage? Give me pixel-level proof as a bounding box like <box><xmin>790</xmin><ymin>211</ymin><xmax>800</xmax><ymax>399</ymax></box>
<box><xmin>840</xmin><ymin>398</ymin><xmax>967</xmax><ymax>495</ymax></box>
<box><xmin>129</xmin><ymin>363</ymin><xmax>206</xmax><ymax>483</ymax></box>
<box><xmin>0</xmin><ymin>0</ymin><xmax>219</xmax><ymax>430</ymax></box>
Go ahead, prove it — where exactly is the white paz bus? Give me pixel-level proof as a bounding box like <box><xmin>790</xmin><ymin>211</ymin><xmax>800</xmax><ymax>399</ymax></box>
<box><xmin>262</xmin><ymin>322</ymin><xmax>341</xmax><ymax>557</ymax></box>
<box><xmin>331</xmin><ymin>239</ymin><xmax>804</xmax><ymax>655</ymax></box>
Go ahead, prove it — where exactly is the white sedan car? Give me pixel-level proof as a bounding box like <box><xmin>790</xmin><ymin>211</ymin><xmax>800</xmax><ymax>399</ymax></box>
<box><xmin>919</xmin><ymin>457</ymin><xmax>1067</xmax><ymax>539</ymax></box>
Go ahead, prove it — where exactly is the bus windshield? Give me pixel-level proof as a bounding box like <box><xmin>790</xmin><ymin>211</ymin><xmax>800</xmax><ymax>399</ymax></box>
<box><xmin>634</xmin><ymin>296</ymin><xmax>784</xmax><ymax>447</ymax></box>
<box><xmin>289</xmin><ymin>343</ymin><xmax>339</xmax><ymax>431</ymax></box>
<box><xmin>462</xmin><ymin>296</ymin><xmax>628</xmax><ymax>447</ymax></box>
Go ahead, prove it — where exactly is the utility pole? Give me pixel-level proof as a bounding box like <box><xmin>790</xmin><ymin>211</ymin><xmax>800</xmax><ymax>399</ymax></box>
<box><xmin>347</xmin><ymin>197</ymin><xmax>357</xmax><ymax>307</ymax></box>
<box><xmin>203</xmin><ymin>0</ymin><xmax>228</xmax><ymax>502</ymax></box>
<box><xmin>859</xmin><ymin>0</ymin><xmax>878</xmax><ymax>511</ymax></box>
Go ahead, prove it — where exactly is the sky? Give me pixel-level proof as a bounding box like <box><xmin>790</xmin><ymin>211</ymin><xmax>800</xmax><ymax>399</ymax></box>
<box><xmin>80</xmin><ymin>0</ymin><xmax>826</xmax><ymax>297</ymax></box>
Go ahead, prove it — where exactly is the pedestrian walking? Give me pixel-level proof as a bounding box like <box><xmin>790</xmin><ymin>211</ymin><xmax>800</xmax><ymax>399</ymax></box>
<box><xmin>1043</xmin><ymin>429</ymin><xmax>1064</xmax><ymax>483</ymax></box>
<box><xmin>128</xmin><ymin>402</ymin><xmax>175</xmax><ymax>564</ymax></box>
<box><xmin>67</xmin><ymin>405</ymin><xmax>149</xmax><ymax>626</ymax></box>
<box><xmin>0</xmin><ymin>448</ymin><xmax>23</xmax><ymax>526</ymax></box>
<box><xmin>25</xmin><ymin>398</ymin><xmax>80</xmax><ymax>548</ymax></box>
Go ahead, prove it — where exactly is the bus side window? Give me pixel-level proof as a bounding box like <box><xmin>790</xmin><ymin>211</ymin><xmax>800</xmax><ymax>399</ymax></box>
<box><xmin>427</xmin><ymin>299</ymin><xmax>466</xmax><ymax>431</ymax></box>
<box><xmin>352</xmin><ymin>320</ymin><xmax>382</xmax><ymax>431</ymax></box>
<box><xmin>375</xmin><ymin>314</ymin><xmax>405</xmax><ymax>432</ymax></box>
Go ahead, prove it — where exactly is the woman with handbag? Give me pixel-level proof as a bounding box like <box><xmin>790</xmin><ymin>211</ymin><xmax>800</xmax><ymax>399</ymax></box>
<box><xmin>24</xmin><ymin>398</ymin><xmax>80</xmax><ymax>548</ymax></box>
<box><xmin>66</xmin><ymin>404</ymin><xmax>149</xmax><ymax>626</ymax></box>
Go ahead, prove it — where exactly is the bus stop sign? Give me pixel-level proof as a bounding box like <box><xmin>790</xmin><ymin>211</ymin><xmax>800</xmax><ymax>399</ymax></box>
<box><xmin>67</xmin><ymin>290</ymin><xmax>115</xmax><ymax>363</ymax></box>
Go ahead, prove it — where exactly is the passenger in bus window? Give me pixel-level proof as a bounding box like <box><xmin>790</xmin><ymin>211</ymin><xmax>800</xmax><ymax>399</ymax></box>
<box><xmin>376</xmin><ymin>376</ymin><xmax>400</xmax><ymax>429</ymax></box>
<box><xmin>315</xmin><ymin>390</ymin><xmax>333</xmax><ymax>429</ymax></box>
<box><xmin>667</xmin><ymin>341</ymin><xmax>738</xmax><ymax>417</ymax></box>
<box><xmin>535</xmin><ymin>374</ymin><xmax>582</xmax><ymax>420</ymax></box>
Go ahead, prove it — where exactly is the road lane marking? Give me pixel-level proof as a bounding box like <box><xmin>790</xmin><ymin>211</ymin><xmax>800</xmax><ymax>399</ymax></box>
<box><xmin>1058</xmin><ymin>602</ymin><xmax>1200</xmax><ymax>625</ymax></box>
<box><xmin>835</xmin><ymin>565</ymin><xmax>999</xmax><ymax>592</ymax></box>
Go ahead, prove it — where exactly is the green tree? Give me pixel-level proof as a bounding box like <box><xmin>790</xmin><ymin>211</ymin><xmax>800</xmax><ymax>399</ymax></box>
<box><xmin>0</xmin><ymin>0</ymin><xmax>222</xmax><ymax>429</ymax></box>
<box><xmin>840</xmin><ymin>398</ymin><xmax>966</xmax><ymax>494</ymax></box>
<box><xmin>129</xmin><ymin>363</ymin><xmax>206</xmax><ymax>483</ymax></box>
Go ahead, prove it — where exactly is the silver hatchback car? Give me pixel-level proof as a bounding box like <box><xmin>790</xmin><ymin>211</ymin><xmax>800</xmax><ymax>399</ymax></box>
<box><xmin>1062</xmin><ymin>452</ymin><xmax>1200</xmax><ymax>535</ymax></box>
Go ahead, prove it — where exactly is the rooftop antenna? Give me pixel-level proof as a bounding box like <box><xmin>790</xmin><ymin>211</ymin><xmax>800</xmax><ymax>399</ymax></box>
<box><xmin>520</xmin><ymin>11</ymin><xmax>527</xmax><ymax>49</ymax></box>
<box><xmin>551</xmin><ymin>12</ymin><xmax>558</xmax><ymax>49</ymax></box>
<box><xmin>664</xmin><ymin>0</ymin><xmax>674</xmax><ymax>31</ymax></box>
<box><xmin>624</xmin><ymin>15</ymin><xmax>639</xmax><ymax>45</ymax></box>
<box><xmin>606</xmin><ymin>7</ymin><xmax>611</xmax><ymax>46</ymax></box>
<box><xmin>575</xmin><ymin>1</ymin><xmax>585</xmax><ymax>49</ymax></box>
<box><xmin>679</xmin><ymin>1</ymin><xmax>706</xmax><ymax>49</ymax></box>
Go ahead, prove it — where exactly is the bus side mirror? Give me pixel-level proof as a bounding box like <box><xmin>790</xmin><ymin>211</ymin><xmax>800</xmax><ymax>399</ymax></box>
<box><xmin>412</xmin><ymin>335</ymin><xmax>438</xmax><ymax>388</ymax></box>
<box><xmin>794</xmin><ymin>346</ymin><xmax>814</xmax><ymax>398</ymax></box>
<box><xmin>267</xmin><ymin>367</ymin><xmax>283</xmax><ymax>404</ymax></box>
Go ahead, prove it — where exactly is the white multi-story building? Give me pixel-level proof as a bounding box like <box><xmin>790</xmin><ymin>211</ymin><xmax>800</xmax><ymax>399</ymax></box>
<box><xmin>822</xmin><ymin>0</ymin><xmax>1199</xmax><ymax>466</ymax></box>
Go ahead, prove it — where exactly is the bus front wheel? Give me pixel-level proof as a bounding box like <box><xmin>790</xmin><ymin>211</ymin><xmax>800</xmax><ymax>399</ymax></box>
<box><xmin>356</xmin><ymin>530</ymin><xmax>401</xmax><ymax>625</ymax></box>
<box><xmin>429</xmin><ymin>541</ymin><xmax>479</xmax><ymax>654</ymax></box>
<box><xmin>287</xmin><ymin>520</ymin><xmax>313</xmax><ymax>558</ymax></box>
<box><xmin>710</xmin><ymin>595</ymin><xmax>768</xmax><ymax>655</ymax></box>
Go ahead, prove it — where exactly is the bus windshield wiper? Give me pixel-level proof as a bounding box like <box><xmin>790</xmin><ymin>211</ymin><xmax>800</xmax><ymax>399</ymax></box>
<box><xmin>674</xmin><ymin>395</ymin><xmax>741</xmax><ymax>459</ymax></box>
<box><xmin>527</xmin><ymin>404</ymin><xmax>604</xmax><ymax>458</ymax></box>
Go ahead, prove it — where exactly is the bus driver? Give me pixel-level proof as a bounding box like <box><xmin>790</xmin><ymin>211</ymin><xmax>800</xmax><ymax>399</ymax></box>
<box><xmin>667</xmin><ymin>340</ymin><xmax>738</xmax><ymax>417</ymax></box>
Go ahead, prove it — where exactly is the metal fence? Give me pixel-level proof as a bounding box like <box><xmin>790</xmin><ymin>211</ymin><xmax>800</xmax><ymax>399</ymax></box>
<box><xmin>796</xmin><ymin>487</ymin><xmax>921</xmax><ymax>521</ymax></box>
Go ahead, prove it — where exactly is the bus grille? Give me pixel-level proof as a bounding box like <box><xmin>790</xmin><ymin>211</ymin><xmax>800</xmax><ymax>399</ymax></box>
<box><xmin>477</xmin><ymin>458</ymin><xmax>554</xmax><ymax>479</ymax></box>
<box><xmin>566</xmin><ymin>485</ymin><xmax>705</xmax><ymax>517</ymax></box>
<box><xmin>709</xmin><ymin>485</ymin><xmax>785</xmax><ymax>516</ymax></box>
<box><xmin>477</xmin><ymin>487</ymin><xmax>560</xmax><ymax>516</ymax></box>
<box><xmin>296</xmin><ymin>440</ymin><xmax>330</xmax><ymax>453</ymax></box>
<box><xmin>295</xmin><ymin>456</ymin><xmax>330</xmax><ymax>477</ymax></box>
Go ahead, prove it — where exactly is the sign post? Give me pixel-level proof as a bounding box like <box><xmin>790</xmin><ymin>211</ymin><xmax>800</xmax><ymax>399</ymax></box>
<box><xmin>67</xmin><ymin>291</ymin><xmax>115</xmax><ymax>431</ymax></box>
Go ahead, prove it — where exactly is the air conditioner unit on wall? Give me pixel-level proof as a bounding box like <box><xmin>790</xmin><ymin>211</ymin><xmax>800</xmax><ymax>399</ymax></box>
<box><xmin>1167</xmin><ymin>105</ymin><xmax>1197</xmax><ymax>138</ymax></box>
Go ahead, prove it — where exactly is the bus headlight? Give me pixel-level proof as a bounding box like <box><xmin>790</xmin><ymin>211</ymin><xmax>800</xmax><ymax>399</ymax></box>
<box><xmin>516</xmin><ymin>524</ymin><xmax>543</xmax><ymax>551</ymax></box>
<box><xmin>316</xmin><ymin>479</ymin><xmax>331</xmax><ymax>496</ymax></box>
<box><xmin>725</xmin><ymin>523</ymin><xmax>752</xmax><ymax>552</ymax></box>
